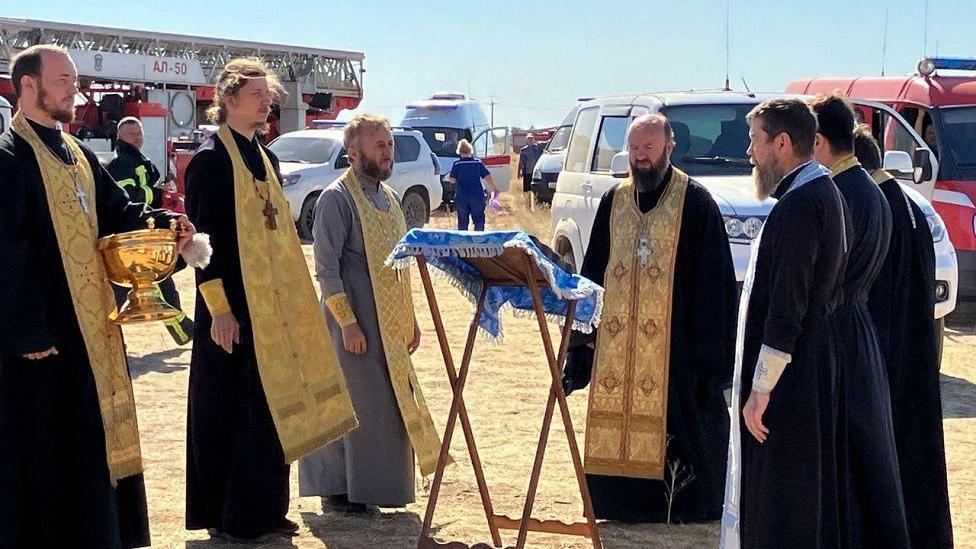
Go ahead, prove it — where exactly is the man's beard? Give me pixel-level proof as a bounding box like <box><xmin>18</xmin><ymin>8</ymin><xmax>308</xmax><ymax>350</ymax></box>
<box><xmin>753</xmin><ymin>159</ymin><xmax>785</xmax><ymax>200</ymax></box>
<box><xmin>37</xmin><ymin>85</ymin><xmax>74</xmax><ymax>124</ymax></box>
<box><xmin>251</xmin><ymin>110</ymin><xmax>270</xmax><ymax>135</ymax></box>
<box><xmin>360</xmin><ymin>155</ymin><xmax>392</xmax><ymax>182</ymax></box>
<box><xmin>630</xmin><ymin>150</ymin><xmax>669</xmax><ymax>192</ymax></box>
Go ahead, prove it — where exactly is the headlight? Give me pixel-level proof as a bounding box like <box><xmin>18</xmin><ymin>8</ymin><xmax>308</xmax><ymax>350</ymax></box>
<box><xmin>724</xmin><ymin>215</ymin><xmax>765</xmax><ymax>240</ymax></box>
<box><xmin>533</xmin><ymin>167</ymin><xmax>542</xmax><ymax>180</ymax></box>
<box><xmin>927</xmin><ymin>212</ymin><xmax>946</xmax><ymax>243</ymax></box>
<box><xmin>282</xmin><ymin>173</ymin><xmax>301</xmax><ymax>187</ymax></box>
<box><xmin>742</xmin><ymin>217</ymin><xmax>763</xmax><ymax>239</ymax></box>
<box><xmin>724</xmin><ymin>217</ymin><xmax>743</xmax><ymax>238</ymax></box>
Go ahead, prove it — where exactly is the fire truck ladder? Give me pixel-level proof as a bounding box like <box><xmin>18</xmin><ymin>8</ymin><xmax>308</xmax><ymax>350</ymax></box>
<box><xmin>0</xmin><ymin>17</ymin><xmax>364</xmax><ymax>96</ymax></box>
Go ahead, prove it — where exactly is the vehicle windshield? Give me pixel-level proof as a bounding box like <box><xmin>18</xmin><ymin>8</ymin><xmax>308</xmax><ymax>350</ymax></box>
<box><xmin>661</xmin><ymin>103</ymin><xmax>755</xmax><ymax>176</ymax></box>
<box><xmin>545</xmin><ymin>126</ymin><xmax>572</xmax><ymax>153</ymax></box>
<box><xmin>414</xmin><ymin>127</ymin><xmax>472</xmax><ymax>158</ymax></box>
<box><xmin>268</xmin><ymin>135</ymin><xmax>337</xmax><ymax>164</ymax></box>
<box><xmin>939</xmin><ymin>106</ymin><xmax>976</xmax><ymax>170</ymax></box>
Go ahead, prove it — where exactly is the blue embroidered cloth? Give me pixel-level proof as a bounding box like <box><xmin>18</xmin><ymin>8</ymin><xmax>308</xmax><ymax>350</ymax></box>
<box><xmin>386</xmin><ymin>229</ymin><xmax>604</xmax><ymax>341</ymax></box>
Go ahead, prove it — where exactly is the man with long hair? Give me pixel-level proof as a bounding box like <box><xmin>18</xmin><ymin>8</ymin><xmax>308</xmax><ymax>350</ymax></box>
<box><xmin>184</xmin><ymin>58</ymin><xmax>357</xmax><ymax>541</ymax></box>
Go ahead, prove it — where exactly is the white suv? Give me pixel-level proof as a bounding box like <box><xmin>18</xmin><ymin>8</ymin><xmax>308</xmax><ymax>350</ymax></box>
<box><xmin>550</xmin><ymin>91</ymin><xmax>957</xmax><ymax>323</ymax></box>
<box><xmin>269</xmin><ymin>124</ymin><xmax>443</xmax><ymax>240</ymax></box>
<box><xmin>0</xmin><ymin>96</ymin><xmax>10</xmax><ymax>133</ymax></box>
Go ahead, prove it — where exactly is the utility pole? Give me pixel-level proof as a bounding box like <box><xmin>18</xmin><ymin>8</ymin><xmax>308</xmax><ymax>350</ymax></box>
<box><xmin>490</xmin><ymin>98</ymin><xmax>495</xmax><ymax>127</ymax></box>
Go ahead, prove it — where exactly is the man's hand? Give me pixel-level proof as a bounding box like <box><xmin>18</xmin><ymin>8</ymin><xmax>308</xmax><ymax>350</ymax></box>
<box><xmin>743</xmin><ymin>390</ymin><xmax>771</xmax><ymax>443</ymax></box>
<box><xmin>23</xmin><ymin>346</ymin><xmax>58</xmax><ymax>360</ymax></box>
<box><xmin>408</xmin><ymin>321</ymin><xmax>421</xmax><ymax>355</ymax></box>
<box><xmin>211</xmin><ymin>312</ymin><xmax>239</xmax><ymax>354</ymax></box>
<box><xmin>174</xmin><ymin>215</ymin><xmax>197</xmax><ymax>253</ymax></box>
<box><xmin>342</xmin><ymin>323</ymin><xmax>367</xmax><ymax>355</ymax></box>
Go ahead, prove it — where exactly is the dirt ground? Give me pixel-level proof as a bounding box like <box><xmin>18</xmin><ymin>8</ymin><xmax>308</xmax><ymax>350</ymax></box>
<box><xmin>122</xmin><ymin>190</ymin><xmax>976</xmax><ymax>548</ymax></box>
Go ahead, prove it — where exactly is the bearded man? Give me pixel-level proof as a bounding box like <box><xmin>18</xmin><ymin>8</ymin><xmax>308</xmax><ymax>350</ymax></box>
<box><xmin>721</xmin><ymin>98</ymin><xmax>850</xmax><ymax>549</ymax></box>
<box><xmin>298</xmin><ymin>114</ymin><xmax>443</xmax><ymax>515</ymax></box>
<box><xmin>561</xmin><ymin>113</ymin><xmax>738</xmax><ymax>523</ymax></box>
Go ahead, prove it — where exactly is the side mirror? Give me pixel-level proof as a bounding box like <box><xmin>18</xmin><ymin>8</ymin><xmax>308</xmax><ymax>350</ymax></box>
<box><xmin>882</xmin><ymin>150</ymin><xmax>914</xmax><ymax>175</ymax></box>
<box><xmin>610</xmin><ymin>151</ymin><xmax>630</xmax><ymax>179</ymax></box>
<box><xmin>913</xmin><ymin>148</ymin><xmax>934</xmax><ymax>184</ymax></box>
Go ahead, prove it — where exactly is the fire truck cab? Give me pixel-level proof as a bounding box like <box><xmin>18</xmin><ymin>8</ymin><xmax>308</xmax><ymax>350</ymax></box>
<box><xmin>787</xmin><ymin>57</ymin><xmax>976</xmax><ymax>301</ymax></box>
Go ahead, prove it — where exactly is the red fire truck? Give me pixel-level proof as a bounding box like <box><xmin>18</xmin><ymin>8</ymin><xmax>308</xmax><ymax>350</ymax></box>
<box><xmin>0</xmin><ymin>17</ymin><xmax>365</xmax><ymax>211</ymax></box>
<box><xmin>787</xmin><ymin>57</ymin><xmax>976</xmax><ymax>301</ymax></box>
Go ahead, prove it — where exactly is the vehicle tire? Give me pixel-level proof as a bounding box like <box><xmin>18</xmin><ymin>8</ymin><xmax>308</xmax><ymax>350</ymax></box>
<box><xmin>402</xmin><ymin>188</ymin><xmax>429</xmax><ymax>229</ymax></box>
<box><xmin>935</xmin><ymin>316</ymin><xmax>945</xmax><ymax>370</ymax></box>
<box><xmin>298</xmin><ymin>192</ymin><xmax>320</xmax><ymax>243</ymax></box>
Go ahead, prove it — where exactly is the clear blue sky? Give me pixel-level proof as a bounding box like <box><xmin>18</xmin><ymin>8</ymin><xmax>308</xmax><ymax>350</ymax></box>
<box><xmin>15</xmin><ymin>0</ymin><xmax>976</xmax><ymax>128</ymax></box>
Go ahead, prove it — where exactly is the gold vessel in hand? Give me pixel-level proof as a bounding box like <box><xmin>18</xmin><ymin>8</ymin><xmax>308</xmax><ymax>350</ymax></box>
<box><xmin>98</xmin><ymin>217</ymin><xmax>181</xmax><ymax>325</ymax></box>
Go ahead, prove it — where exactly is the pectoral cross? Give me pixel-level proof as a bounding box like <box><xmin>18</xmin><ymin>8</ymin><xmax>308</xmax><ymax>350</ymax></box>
<box><xmin>636</xmin><ymin>230</ymin><xmax>652</xmax><ymax>266</ymax></box>
<box><xmin>74</xmin><ymin>183</ymin><xmax>90</xmax><ymax>216</ymax></box>
<box><xmin>262</xmin><ymin>199</ymin><xmax>278</xmax><ymax>230</ymax></box>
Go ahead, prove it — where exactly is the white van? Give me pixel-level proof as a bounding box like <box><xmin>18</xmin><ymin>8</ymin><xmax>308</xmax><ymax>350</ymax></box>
<box><xmin>400</xmin><ymin>92</ymin><xmax>511</xmax><ymax>204</ymax></box>
<box><xmin>0</xmin><ymin>96</ymin><xmax>11</xmax><ymax>134</ymax></box>
<box><xmin>550</xmin><ymin>91</ymin><xmax>957</xmax><ymax>325</ymax></box>
<box><xmin>531</xmin><ymin>102</ymin><xmax>588</xmax><ymax>204</ymax></box>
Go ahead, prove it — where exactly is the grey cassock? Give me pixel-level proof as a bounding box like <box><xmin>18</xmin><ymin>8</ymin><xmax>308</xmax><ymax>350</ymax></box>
<box><xmin>298</xmin><ymin>174</ymin><xmax>415</xmax><ymax>506</ymax></box>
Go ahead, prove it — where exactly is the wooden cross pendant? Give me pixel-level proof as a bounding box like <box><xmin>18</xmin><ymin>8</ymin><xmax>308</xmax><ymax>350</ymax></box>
<box><xmin>262</xmin><ymin>199</ymin><xmax>278</xmax><ymax>230</ymax></box>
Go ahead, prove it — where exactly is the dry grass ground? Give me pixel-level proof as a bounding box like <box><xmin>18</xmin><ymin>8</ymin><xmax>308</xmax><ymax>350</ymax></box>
<box><xmin>122</xmin><ymin>177</ymin><xmax>976</xmax><ymax>548</ymax></box>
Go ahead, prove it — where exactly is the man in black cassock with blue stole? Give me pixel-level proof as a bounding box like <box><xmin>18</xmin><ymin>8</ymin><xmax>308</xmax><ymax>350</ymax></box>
<box><xmin>722</xmin><ymin>99</ymin><xmax>850</xmax><ymax>549</ymax></box>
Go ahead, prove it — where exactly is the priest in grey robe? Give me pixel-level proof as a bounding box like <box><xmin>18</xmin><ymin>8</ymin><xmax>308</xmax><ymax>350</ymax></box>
<box><xmin>299</xmin><ymin>114</ymin><xmax>443</xmax><ymax>514</ymax></box>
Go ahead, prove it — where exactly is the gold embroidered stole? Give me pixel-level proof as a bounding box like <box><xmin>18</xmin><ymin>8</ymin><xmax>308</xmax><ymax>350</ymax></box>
<box><xmin>342</xmin><ymin>168</ymin><xmax>447</xmax><ymax>476</ymax></box>
<box><xmin>218</xmin><ymin>125</ymin><xmax>358</xmax><ymax>462</ymax></box>
<box><xmin>584</xmin><ymin>168</ymin><xmax>689</xmax><ymax>479</ymax></box>
<box><xmin>11</xmin><ymin>113</ymin><xmax>142</xmax><ymax>485</ymax></box>
<box><xmin>829</xmin><ymin>153</ymin><xmax>861</xmax><ymax>178</ymax></box>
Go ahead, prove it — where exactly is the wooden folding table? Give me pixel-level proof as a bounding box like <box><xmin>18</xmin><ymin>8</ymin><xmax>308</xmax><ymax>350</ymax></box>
<box><xmin>413</xmin><ymin>247</ymin><xmax>602</xmax><ymax>549</ymax></box>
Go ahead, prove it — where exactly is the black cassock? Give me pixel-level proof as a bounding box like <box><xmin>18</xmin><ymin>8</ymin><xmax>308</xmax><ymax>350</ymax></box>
<box><xmin>867</xmin><ymin>174</ymin><xmax>953</xmax><ymax>548</ymax></box>
<box><xmin>738</xmin><ymin>171</ymin><xmax>848</xmax><ymax>549</ymax></box>
<box><xmin>564</xmin><ymin>168</ymin><xmax>738</xmax><ymax>523</ymax></box>
<box><xmin>184</xmin><ymin>129</ymin><xmax>291</xmax><ymax>538</ymax></box>
<box><xmin>0</xmin><ymin>119</ymin><xmax>155</xmax><ymax>548</ymax></box>
<box><xmin>830</xmin><ymin>165</ymin><xmax>910</xmax><ymax>549</ymax></box>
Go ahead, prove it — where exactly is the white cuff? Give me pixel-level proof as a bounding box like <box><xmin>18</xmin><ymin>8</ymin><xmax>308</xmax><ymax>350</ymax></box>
<box><xmin>180</xmin><ymin>233</ymin><xmax>212</xmax><ymax>269</ymax></box>
<box><xmin>752</xmin><ymin>344</ymin><xmax>792</xmax><ymax>394</ymax></box>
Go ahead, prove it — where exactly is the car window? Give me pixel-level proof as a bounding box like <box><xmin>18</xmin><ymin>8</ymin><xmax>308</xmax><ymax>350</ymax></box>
<box><xmin>267</xmin><ymin>135</ymin><xmax>337</xmax><ymax>164</ymax></box>
<box><xmin>335</xmin><ymin>147</ymin><xmax>349</xmax><ymax>169</ymax></box>
<box><xmin>940</xmin><ymin>106</ymin><xmax>976</xmax><ymax>168</ymax></box>
<box><xmin>546</xmin><ymin>125</ymin><xmax>572</xmax><ymax>152</ymax></box>
<box><xmin>472</xmin><ymin>128</ymin><xmax>509</xmax><ymax>158</ymax></box>
<box><xmin>565</xmin><ymin>107</ymin><xmax>599</xmax><ymax>173</ymax></box>
<box><xmin>660</xmin><ymin>104</ymin><xmax>754</xmax><ymax>176</ymax></box>
<box><xmin>881</xmin><ymin>111</ymin><xmax>925</xmax><ymax>160</ymax></box>
<box><xmin>591</xmin><ymin>116</ymin><xmax>629</xmax><ymax>172</ymax></box>
<box><xmin>415</xmin><ymin>127</ymin><xmax>472</xmax><ymax>158</ymax></box>
<box><xmin>394</xmin><ymin>135</ymin><xmax>422</xmax><ymax>163</ymax></box>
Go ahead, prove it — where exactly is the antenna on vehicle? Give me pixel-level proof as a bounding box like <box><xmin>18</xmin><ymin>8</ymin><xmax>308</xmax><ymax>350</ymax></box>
<box><xmin>923</xmin><ymin>0</ymin><xmax>929</xmax><ymax>57</ymax></box>
<box><xmin>881</xmin><ymin>6</ymin><xmax>889</xmax><ymax>76</ymax></box>
<box><xmin>741</xmin><ymin>77</ymin><xmax>754</xmax><ymax>97</ymax></box>
<box><xmin>723</xmin><ymin>0</ymin><xmax>732</xmax><ymax>91</ymax></box>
